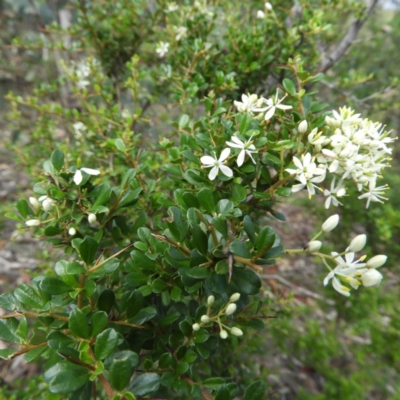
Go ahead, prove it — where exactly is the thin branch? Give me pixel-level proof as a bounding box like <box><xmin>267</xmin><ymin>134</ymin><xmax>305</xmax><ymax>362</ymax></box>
<box><xmin>318</xmin><ymin>0</ymin><xmax>379</xmax><ymax>73</ymax></box>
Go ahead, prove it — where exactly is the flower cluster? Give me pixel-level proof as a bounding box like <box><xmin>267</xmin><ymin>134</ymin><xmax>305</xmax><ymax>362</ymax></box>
<box><xmin>287</xmin><ymin>107</ymin><xmax>394</xmax><ymax>208</ymax></box>
<box><xmin>192</xmin><ymin>294</ymin><xmax>243</xmax><ymax>339</ymax></box>
<box><xmin>306</xmin><ymin>215</ymin><xmax>387</xmax><ymax>296</ymax></box>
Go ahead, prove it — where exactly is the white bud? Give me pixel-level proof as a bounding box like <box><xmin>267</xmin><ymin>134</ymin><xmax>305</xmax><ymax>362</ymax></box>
<box><xmin>347</xmin><ymin>234</ymin><xmax>367</xmax><ymax>253</ymax></box>
<box><xmin>26</xmin><ymin>219</ymin><xmax>41</xmax><ymax>227</ymax></box>
<box><xmin>361</xmin><ymin>269</ymin><xmax>383</xmax><ymax>287</ymax></box>
<box><xmin>307</xmin><ymin>240</ymin><xmax>322</xmax><ymax>253</ymax></box>
<box><xmin>220</xmin><ymin>330</ymin><xmax>228</xmax><ymax>339</ymax></box>
<box><xmin>321</xmin><ymin>214</ymin><xmax>339</xmax><ymax>232</ymax></box>
<box><xmin>366</xmin><ymin>255</ymin><xmax>387</xmax><ymax>269</ymax></box>
<box><xmin>192</xmin><ymin>323</ymin><xmax>200</xmax><ymax>331</ymax></box>
<box><xmin>225</xmin><ymin>303</ymin><xmax>237</xmax><ymax>315</ymax></box>
<box><xmin>230</xmin><ymin>327</ymin><xmax>243</xmax><ymax>337</ymax></box>
<box><xmin>229</xmin><ymin>293</ymin><xmax>241</xmax><ymax>303</ymax></box>
<box><xmin>200</xmin><ymin>315</ymin><xmax>210</xmax><ymax>323</ymax></box>
<box><xmin>68</xmin><ymin>227</ymin><xmax>76</xmax><ymax>236</ymax></box>
<box><xmin>257</xmin><ymin>10</ymin><xmax>265</xmax><ymax>19</ymax></box>
<box><xmin>207</xmin><ymin>295</ymin><xmax>215</xmax><ymax>306</ymax></box>
<box><xmin>298</xmin><ymin>120</ymin><xmax>308</xmax><ymax>134</ymax></box>
<box><xmin>265</xmin><ymin>2</ymin><xmax>273</xmax><ymax>10</ymax></box>
<box><xmin>29</xmin><ymin>197</ymin><xmax>40</xmax><ymax>210</ymax></box>
<box><xmin>88</xmin><ymin>213</ymin><xmax>97</xmax><ymax>224</ymax></box>
<box><xmin>42</xmin><ymin>199</ymin><xmax>53</xmax><ymax>212</ymax></box>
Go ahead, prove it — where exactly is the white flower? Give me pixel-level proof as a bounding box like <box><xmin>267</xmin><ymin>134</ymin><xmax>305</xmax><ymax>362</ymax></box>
<box><xmin>265</xmin><ymin>2</ymin><xmax>273</xmax><ymax>10</ymax></box>
<box><xmin>361</xmin><ymin>269</ymin><xmax>383</xmax><ymax>287</ymax></box>
<box><xmin>174</xmin><ymin>26</ymin><xmax>187</xmax><ymax>41</ymax></box>
<box><xmin>257</xmin><ymin>10</ymin><xmax>265</xmax><ymax>18</ymax></box>
<box><xmin>347</xmin><ymin>234</ymin><xmax>367</xmax><ymax>253</ymax></box>
<box><xmin>229</xmin><ymin>293</ymin><xmax>240</xmax><ymax>302</ymax></box>
<box><xmin>165</xmin><ymin>2</ymin><xmax>179</xmax><ymax>12</ymax></box>
<box><xmin>230</xmin><ymin>327</ymin><xmax>243</xmax><ymax>336</ymax></box>
<box><xmin>260</xmin><ymin>91</ymin><xmax>293</xmax><ymax>120</ymax></box>
<box><xmin>332</xmin><ymin>251</ymin><xmax>366</xmax><ymax>270</ymax></box>
<box><xmin>207</xmin><ymin>295</ymin><xmax>215</xmax><ymax>306</ymax></box>
<box><xmin>321</xmin><ymin>214</ymin><xmax>339</xmax><ymax>232</ymax></box>
<box><xmin>200</xmin><ymin>149</ymin><xmax>233</xmax><ymax>181</ymax></box>
<box><xmin>68</xmin><ymin>227</ymin><xmax>76</xmax><ymax>236</ymax></box>
<box><xmin>73</xmin><ymin>122</ymin><xmax>87</xmax><ymax>139</ymax></box>
<box><xmin>73</xmin><ymin>167</ymin><xmax>100</xmax><ymax>185</ymax></box>
<box><xmin>201</xmin><ymin>315</ymin><xmax>210</xmax><ymax>323</ymax></box>
<box><xmin>226</xmin><ymin>136</ymin><xmax>257</xmax><ymax>166</ymax></box>
<box><xmin>29</xmin><ymin>197</ymin><xmax>40</xmax><ymax>210</ymax></box>
<box><xmin>88</xmin><ymin>213</ymin><xmax>97</xmax><ymax>225</ymax></box>
<box><xmin>366</xmin><ymin>255</ymin><xmax>387</xmax><ymax>269</ymax></box>
<box><xmin>307</xmin><ymin>241</ymin><xmax>322</xmax><ymax>252</ymax></box>
<box><xmin>298</xmin><ymin>120</ymin><xmax>308</xmax><ymax>134</ymax></box>
<box><xmin>225</xmin><ymin>303</ymin><xmax>237</xmax><ymax>315</ymax></box>
<box><xmin>156</xmin><ymin>42</ymin><xmax>170</xmax><ymax>58</ymax></box>
<box><xmin>192</xmin><ymin>323</ymin><xmax>200</xmax><ymax>331</ymax></box>
<box><xmin>323</xmin><ymin>178</ymin><xmax>346</xmax><ymax>209</ymax></box>
<box><xmin>233</xmin><ymin>94</ymin><xmax>265</xmax><ymax>115</ymax></box>
<box><xmin>42</xmin><ymin>199</ymin><xmax>53</xmax><ymax>212</ymax></box>
<box><xmin>26</xmin><ymin>219</ymin><xmax>41</xmax><ymax>227</ymax></box>
<box><xmin>220</xmin><ymin>330</ymin><xmax>228</xmax><ymax>339</ymax></box>
<box><xmin>358</xmin><ymin>180</ymin><xmax>388</xmax><ymax>208</ymax></box>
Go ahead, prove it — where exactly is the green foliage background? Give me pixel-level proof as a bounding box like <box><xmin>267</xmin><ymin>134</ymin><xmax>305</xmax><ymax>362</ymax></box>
<box><xmin>0</xmin><ymin>0</ymin><xmax>399</xmax><ymax>399</ymax></box>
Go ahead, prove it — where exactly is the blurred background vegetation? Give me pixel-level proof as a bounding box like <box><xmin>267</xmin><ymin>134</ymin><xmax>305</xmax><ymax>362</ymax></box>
<box><xmin>0</xmin><ymin>0</ymin><xmax>400</xmax><ymax>399</ymax></box>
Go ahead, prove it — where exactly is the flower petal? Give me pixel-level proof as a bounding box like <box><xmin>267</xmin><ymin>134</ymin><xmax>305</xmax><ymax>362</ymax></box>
<box><xmin>219</xmin><ymin>165</ymin><xmax>233</xmax><ymax>178</ymax></box>
<box><xmin>237</xmin><ymin>150</ymin><xmax>245</xmax><ymax>166</ymax></box>
<box><xmin>219</xmin><ymin>148</ymin><xmax>231</xmax><ymax>162</ymax></box>
<box><xmin>81</xmin><ymin>168</ymin><xmax>100</xmax><ymax>176</ymax></box>
<box><xmin>73</xmin><ymin>170</ymin><xmax>83</xmax><ymax>185</ymax></box>
<box><xmin>226</xmin><ymin>141</ymin><xmax>243</xmax><ymax>149</ymax></box>
<box><xmin>264</xmin><ymin>107</ymin><xmax>276</xmax><ymax>120</ymax></box>
<box><xmin>208</xmin><ymin>166</ymin><xmax>218</xmax><ymax>180</ymax></box>
<box><xmin>201</xmin><ymin>156</ymin><xmax>216</xmax><ymax>166</ymax></box>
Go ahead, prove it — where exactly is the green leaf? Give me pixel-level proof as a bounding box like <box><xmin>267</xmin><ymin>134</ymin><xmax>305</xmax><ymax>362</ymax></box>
<box><xmin>232</xmin><ymin>183</ymin><xmax>247</xmax><ymax>204</ymax></box>
<box><xmin>232</xmin><ymin>268</ymin><xmax>261</xmax><ymax>295</ymax></box>
<box><xmin>275</xmin><ymin>187</ymin><xmax>292</xmax><ymax>197</ymax></box>
<box><xmin>78</xmin><ymin>236</ymin><xmax>98</xmax><ymax>265</ymax></box>
<box><xmin>40</xmin><ymin>277</ymin><xmax>72</xmax><ymax>295</ymax></box>
<box><xmin>91</xmin><ymin>184</ymin><xmax>112</xmax><ymax>207</ymax></box>
<box><xmin>215</xmin><ymin>386</ymin><xmax>230</xmax><ymax>400</ymax></box>
<box><xmin>243</xmin><ymin>216</ymin><xmax>256</xmax><ymax>244</ymax></box>
<box><xmin>43</xmin><ymin>159</ymin><xmax>56</xmax><ymax>175</ymax></box>
<box><xmin>115</xmin><ymin>138</ymin><xmax>127</xmax><ymax>152</ymax></box>
<box><xmin>239</xmin><ymin>113</ymin><xmax>252</xmax><ymax>135</ymax></box>
<box><xmin>16</xmin><ymin>316</ymin><xmax>28</xmax><ymax>341</ymax></box>
<box><xmin>118</xmin><ymin>188</ymin><xmax>142</xmax><ymax>208</ymax></box>
<box><xmin>0</xmin><ymin>349</ymin><xmax>16</xmax><ymax>359</ymax></box>
<box><xmin>14</xmin><ymin>284</ymin><xmax>44</xmax><ymax>309</ymax></box>
<box><xmin>192</xmin><ymin>225</ymin><xmax>208</xmax><ymax>255</ymax></box>
<box><xmin>90</xmin><ymin>258</ymin><xmax>120</xmax><ymax>279</ymax></box>
<box><xmin>282</xmin><ymin>78</ymin><xmax>296</xmax><ymax>96</ymax></box>
<box><xmin>0</xmin><ymin>319</ymin><xmax>21</xmax><ymax>344</ymax></box>
<box><xmin>243</xmin><ymin>381</ymin><xmax>266</xmax><ymax>400</ymax></box>
<box><xmin>51</xmin><ymin>149</ymin><xmax>64</xmax><ymax>172</ymax></box>
<box><xmin>97</xmin><ymin>289</ymin><xmax>115</xmax><ymax>314</ymax></box>
<box><xmin>121</xmin><ymin>168</ymin><xmax>137</xmax><ymax>188</ymax></box>
<box><xmin>94</xmin><ymin>328</ymin><xmax>119</xmax><ymax>360</ymax></box>
<box><xmin>186</xmin><ymin>267</ymin><xmax>210</xmax><ymax>279</ymax></box>
<box><xmin>167</xmin><ymin>206</ymin><xmax>189</xmax><ymax>242</ymax></box>
<box><xmin>229</xmin><ymin>241</ymin><xmax>251</xmax><ymax>258</ymax></box>
<box><xmin>184</xmin><ymin>169</ymin><xmax>208</xmax><ymax>187</ymax></box>
<box><xmin>256</xmin><ymin>227</ymin><xmax>276</xmax><ymax>253</ymax></box>
<box><xmin>179</xmin><ymin>114</ymin><xmax>189</xmax><ymax>128</ymax></box>
<box><xmin>203</xmin><ymin>377</ymin><xmax>226</xmax><ymax>390</ymax></box>
<box><xmin>129</xmin><ymin>373</ymin><xmax>160</xmax><ymax>397</ymax></box>
<box><xmin>215</xmin><ymin>259</ymin><xmax>229</xmax><ymax>274</ymax></box>
<box><xmin>216</xmin><ymin>199</ymin><xmax>234</xmax><ymax>216</ymax></box>
<box><xmin>110</xmin><ymin>353</ymin><xmax>136</xmax><ymax>391</ymax></box>
<box><xmin>69</xmin><ymin>308</ymin><xmax>90</xmax><ymax>339</ymax></box>
<box><xmin>197</xmin><ymin>188</ymin><xmax>215</xmax><ymax>213</ymax></box>
<box><xmin>16</xmin><ymin>199</ymin><xmax>32</xmax><ymax>218</ymax></box>
<box><xmin>24</xmin><ymin>345</ymin><xmax>46</xmax><ymax>363</ymax></box>
<box><xmin>129</xmin><ymin>306</ymin><xmax>157</xmax><ymax>325</ymax></box>
<box><xmin>91</xmin><ymin>311</ymin><xmax>109</xmax><ymax>337</ymax></box>
<box><xmin>0</xmin><ymin>293</ymin><xmax>17</xmax><ymax>311</ymax></box>
<box><xmin>45</xmin><ymin>361</ymin><xmax>90</xmax><ymax>394</ymax></box>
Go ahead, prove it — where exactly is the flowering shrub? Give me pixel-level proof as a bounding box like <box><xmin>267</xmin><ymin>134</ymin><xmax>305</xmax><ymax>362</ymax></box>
<box><xmin>0</xmin><ymin>1</ymin><xmax>395</xmax><ymax>399</ymax></box>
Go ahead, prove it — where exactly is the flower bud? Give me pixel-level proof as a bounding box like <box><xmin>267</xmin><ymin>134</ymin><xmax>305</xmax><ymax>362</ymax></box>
<box><xmin>200</xmin><ymin>315</ymin><xmax>210</xmax><ymax>323</ymax></box>
<box><xmin>361</xmin><ymin>269</ymin><xmax>383</xmax><ymax>287</ymax></box>
<box><xmin>225</xmin><ymin>303</ymin><xmax>237</xmax><ymax>315</ymax></box>
<box><xmin>29</xmin><ymin>197</ymin><xmax>40</xmax><ymax>210</ymax></box>
<box><xmin>229</xmin><ymin>293</ymin><xmax>240</xmax><ymax>303</ymax></box>
<box><xmin>257</xmin><ymin>10</ymin><xmax>265</xmax><ymax>19</ymax></box>
<box><xmin>220</xmin><ymin>330</ymin><xmax>228</xmax><ymax>339</ymax></box>
<box><xmin>26</xmin><ymin>219</ymin><xmax>41</xmax><ymax>227</ymax></box>
<box><xmin>192</xmin><ymin>323</ymin><xmax>200</xmax><ymax>331</ymax></box>
<box><xmin>68</xmin><ymin>227</ymin><xmax>76</xmax><ymax>236</ymax></box>
<box><xmin>88</xmin><ymin>213</ymin><xmax>97</xmax><ymax>224</ymax></box>
<box><xmin>298</xmin><ymin>120</ymin><xmax>308</xmax><ymax>134</ymax></box>
<box><xmin>307</xmin><ymin>240</ymin><xmax>322</xmax><ymax>253</ymax></box>
<box><xmin>265</xmin><ymin>2</ymin><xmax>272</xmax><ymax>10</ymax></box>
<box><xmin>230</xmin><ymin>327</ymin><xmax>243</xmax><ymax>337</ymax></box>
<box><xmin>207</xmin><ymin>295</ymin><xmax>215</xmax><ymax>306</ymax></box>
<box><xmin>42</xmin><ymin>199</ymin><xmax>53</xmax><ymax>212</ymax></box>
<box><xmin>322</xmin><ymin>214</ymin><xmax>339</xmax><ymax>232</ymax></box>
<box><xmin>366</xmin><ymin>255</ymin><xmax>387</xmax><ymax>269</ymax></box>
<box><xmin>347</xmin><ymin>234</ymin><xmax>367</xmax><ymax>253</ymax></box>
